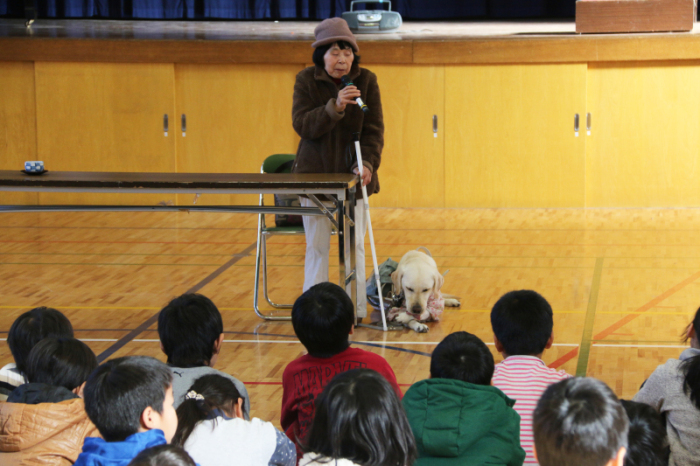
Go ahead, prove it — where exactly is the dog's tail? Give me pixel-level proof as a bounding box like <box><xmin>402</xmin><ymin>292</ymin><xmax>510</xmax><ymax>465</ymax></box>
<box><xmin>416</xmin><ymin>246</ymin><xmax>432</xmax><ymax>257</ymax></box>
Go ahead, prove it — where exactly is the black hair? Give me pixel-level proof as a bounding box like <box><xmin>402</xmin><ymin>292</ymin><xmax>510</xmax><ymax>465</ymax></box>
<box><xmin>172</xmin><ymin>374</ymin><xmax>242</xmax><ymax>447</ymax></box>
<box><xmin>430</xmin><ymin>331</ymin><xmax>494</xmax><ymax>385</ymax></box>
<box><xmin>8</xmin><ymin>306</ymin><xmax>74</xmax><ymax>374</ymax></box>
<box><xmin>292</xmin><ymin>282</ymin><xmax>354</xmax><ymax>358</ymax></box>
<box><xmin>158</xmin><ymin>293</ymin><xmax>224</xmax><ymax>367</ymax></box>
<box><xmin>128</xmin><ymin>444</ymin><xmax>196</xmax><ymax>466</ymax></box>
<box><xmin>680</xmin><ymin>306</ymin><xmax>700</xmax><ymax>409</ymax></box>
<box><xmin>83</xmin><ymin>355</ymin><xmax>173</xmax><ymax>442</ymax></box>
<box><xmin>24</xmin><ymin>337</ymin><xmax>98</xmax><ymax>391</ymax></box>
<box><xmin>312</xmin><ymin>41</ymin><xmax>361</xmax><ymax>70</ymax></box>
<box><xmin>303</xmin><ymin>369</ymin><xmax>417</xmax><ymax>466</ymax></box>
<box><xmin>533</xmin><ymin>377</ymin><xmax>629</xmax><ymax>466</ymax></box>
<box><xmin>620</xmin><ymin>400</ymin><xmax>668</xmax><ymax>466</ymax></box>
<box><xmin>490</xmin><ymin>290</ymin><xmax>553</xmax><ymax>356</ymax></box>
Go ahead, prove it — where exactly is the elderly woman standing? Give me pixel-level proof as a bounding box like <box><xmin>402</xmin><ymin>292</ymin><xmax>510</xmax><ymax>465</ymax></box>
<box><xmin>292</xmin><ymin>18</ymin><xmax>384</xmax><ymax>320</ymax></box>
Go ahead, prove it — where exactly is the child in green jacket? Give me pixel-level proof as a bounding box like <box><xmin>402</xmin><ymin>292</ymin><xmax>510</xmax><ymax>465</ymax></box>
<box><xmin>403</xmin><ymin>332</ymin><xmax>525</xmax><ymax>466</ymax></box>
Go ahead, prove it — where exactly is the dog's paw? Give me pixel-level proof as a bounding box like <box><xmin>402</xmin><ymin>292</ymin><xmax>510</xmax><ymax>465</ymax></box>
<box><xmin>444</xmin><ymin>298</ymin><xmax>461</xmax><ymax>307</ymax></box>
<box><xmin>409</xmin><ymin>320</ymin><xmax>429</xmax><ymax>333</ymax></box>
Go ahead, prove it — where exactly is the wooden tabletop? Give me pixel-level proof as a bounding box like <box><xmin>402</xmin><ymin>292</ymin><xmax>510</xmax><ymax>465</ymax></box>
<box><xmin>0</xmin><ymin>170</ymin><xmax>358</xmax><ymax>191</ymax></box>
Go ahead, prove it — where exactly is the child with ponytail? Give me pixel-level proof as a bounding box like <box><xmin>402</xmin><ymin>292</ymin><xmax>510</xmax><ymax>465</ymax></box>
<box><xmin>634</xmin><ymin>306</ymin><xmax>700</xmax><ymax>466</ymax></box>
<box><xmin>172</xmin><ymin>374</ymin><xmax>295</xmax><ymax>466</ymax></box>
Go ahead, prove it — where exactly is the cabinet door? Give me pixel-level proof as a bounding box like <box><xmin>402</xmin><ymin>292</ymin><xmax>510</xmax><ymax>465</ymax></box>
<box><xmin>175</xmin><ymin>64</ymin><xmax>302</xmax><ymax>206</ymax></box>
<box><xmin>445</xmin><ymin>64</ymin><xmax>587</xmax><ymax>207</ymax></box>
<box><xmin>369</xmin><ymin>65</ymin><xmax>445</xmax><ymax>208</ymax></box>
<box><xmin>0</xmin><ymin>62</ymin><xmax>38</xmax><ymax>205</ymax></box>
<box><xmin>35</xmin><ymin>62</ymin><xmax>176</xmax><ymax>205</ymax></box>
<box><xmin>586</xmin><ymin>61</ymin><xmax>700</xmax><ymax>207</ymax></box>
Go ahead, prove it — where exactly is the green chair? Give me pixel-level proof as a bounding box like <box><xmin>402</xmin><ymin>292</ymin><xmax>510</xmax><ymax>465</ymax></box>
<box><xmin>253</xmin><ymin>154</ymin><xmax>304</xmax><ymax>319</ymax></box>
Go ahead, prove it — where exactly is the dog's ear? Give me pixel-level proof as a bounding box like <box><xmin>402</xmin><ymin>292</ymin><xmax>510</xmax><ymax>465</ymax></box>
<box><xmin>433</xmin><ymin>271</ymin><xmax>444</xmax><ymax>294</ymax></box>
<box><xmin>391</xmin><ymin>269</ymin><xmax>403</xmax><ymax>293</ymax></box>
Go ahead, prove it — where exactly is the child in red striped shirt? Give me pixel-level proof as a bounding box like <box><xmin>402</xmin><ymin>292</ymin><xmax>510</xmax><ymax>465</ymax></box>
<box><xmin>490</xmin><ymin>290</ymin><xmax>571</xmax><ymax>466</ymax></box>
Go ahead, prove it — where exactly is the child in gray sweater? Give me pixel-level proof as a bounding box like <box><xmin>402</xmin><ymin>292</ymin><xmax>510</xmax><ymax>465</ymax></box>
<box><xmin>157</xmin><ymin>293</ymin><xmax>250</xmax><ymax>418</ymax></box>
<box><xmin>633</xmin><ymin>305</ymin><xmax>700</xmax><ymax>466</ymax></box>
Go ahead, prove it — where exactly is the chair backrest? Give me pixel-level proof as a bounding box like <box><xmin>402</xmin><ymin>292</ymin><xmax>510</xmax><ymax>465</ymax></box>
<box><xmin>262</xmin><ymin>154</ymin><xmax>296</xmax><ymax>174</ymax></box>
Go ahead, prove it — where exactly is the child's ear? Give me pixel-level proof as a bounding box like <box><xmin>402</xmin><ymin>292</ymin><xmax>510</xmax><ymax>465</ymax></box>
<box><xmin>545</xmin><ymin>332</ymin><xmax>554</xmax><ymax>350</ymax></box>
<box><xmin>532</xmin><ymin>445</ymin><xmax>537</xmax><ymax>462</ymax></box>
<box><xmin>140</xmin><ymin>406</ymin><xmax>158</xmax><ymax>431</ymax></box>
<box><xmin>213</xmin><ymin>333</ymin><xmax>225</xmax><ymax>355</ymax></box>
<box><xmin>72</xmin><ymin>382</ymin><xmax>86</xmax><ymax>398</ymax></box>
<box><xmin>160</xmin><ymin>342</ymin><xmax>167</xmax><ymax>356</ymax></box>
<box><xmin>234</xmin><ymin>398</ymin><xmax>244</xmax><ymax>419</ymax></box>
<box><xmin>688</xmin><ymin>323</ymin><xmax>696</xmax><ymax>341</ymax></box>
<box><xmin>493</xmin><ymin>335</ymin><xmax>505</xmax><ymax>354</ymax></box>
<box><xmin>608</xmin><ymin>447</ymin><xmax>626</xmax><ymax>466</ymax></box>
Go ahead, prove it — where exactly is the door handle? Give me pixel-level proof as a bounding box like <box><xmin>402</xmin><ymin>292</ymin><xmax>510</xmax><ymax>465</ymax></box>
<box><xmin>433</xmin><ymin>115</ymin><xmax>438</xmax><ymax>138</ymax></box>
<box><xmin>163</xmin><ymin>114</ymin><xmax>169</xmax><ymax>137</ymax></box>
<box><xmin>181</xmin><ymin>114</ymin><xmax>187</xmax><ymax>137</ymax></box>
<box><xmin>574</xmin><ymin>113</ymin><xmax>579</xmax><ymax>137</ymax></box>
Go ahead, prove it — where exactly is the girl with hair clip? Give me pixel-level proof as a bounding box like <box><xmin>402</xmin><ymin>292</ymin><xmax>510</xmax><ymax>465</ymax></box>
<box><xmin>301</xmin><ymin>369</ymin><xmax>417</xmax><ymax>466</ymax></box>
<box><xmin>172</xmin><ymin>374</ymin><xmax>295</xmax><ymax>466</ymax></box>
<box><xmin>634</xmin><ymin>306</ymin><xmax>700</xmax><ymax>466</ymax></box>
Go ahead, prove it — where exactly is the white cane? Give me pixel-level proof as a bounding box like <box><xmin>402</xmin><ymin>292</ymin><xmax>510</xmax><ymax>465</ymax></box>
<box><xmin>353</xmin><ymin>133</ymin><xmax>388</xmax><ymax>332</ymax></box>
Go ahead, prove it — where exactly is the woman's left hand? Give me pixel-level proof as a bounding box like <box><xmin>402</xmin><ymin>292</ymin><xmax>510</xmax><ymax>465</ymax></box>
<box><xmin>353</xmin><ymin>166</ymin><xmax>372</xmax><ymax>187</ymax></box>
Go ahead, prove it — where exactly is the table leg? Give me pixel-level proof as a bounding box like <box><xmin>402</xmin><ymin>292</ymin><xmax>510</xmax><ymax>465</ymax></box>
<box><xmin>341</xmin><ymin>189</ymin><xmax>358</xmax><ymax>322</ymax></box>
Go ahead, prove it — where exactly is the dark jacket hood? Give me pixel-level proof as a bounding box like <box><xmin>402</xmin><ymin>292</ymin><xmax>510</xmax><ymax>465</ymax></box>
<box><xmin>7</xmin><ymin>383</ymin><xmax>78</xmax><ymax>404</ymax></box>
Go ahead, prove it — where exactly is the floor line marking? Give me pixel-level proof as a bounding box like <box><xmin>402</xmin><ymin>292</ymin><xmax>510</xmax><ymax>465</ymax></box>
<box><xmin>574</xmin><ymin>258</ymin><xmax>604</xmax><ymax>376</ymax></box>
<box><xmin>95</xmin><ymin>243</ymin><xmax>257</xmax><ymax>363</ymax></box>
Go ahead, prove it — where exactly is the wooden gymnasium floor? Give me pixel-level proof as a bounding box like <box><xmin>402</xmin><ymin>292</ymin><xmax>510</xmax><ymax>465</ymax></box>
<box><xmin>1</xmin><ymin>207</ymin><xmax>698</xmax><ymax>427</ymax></box>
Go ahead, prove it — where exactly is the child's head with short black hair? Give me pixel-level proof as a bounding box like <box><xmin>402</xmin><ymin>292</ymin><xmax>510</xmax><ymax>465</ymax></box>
<box><xmin>534</xmin><ymin>377</ymin><xmax>628</xmax><ymax>466</ymax></box>
<box><xmin>430</xmin><ymin>331</ymin><xmax>494</xmax><ymax>385</ymax></box>
<box><xmin>8</xmin><ymin>306</ymin><xmax>74</xmax><ymax>375</ymax></box>
<box><xmin>128</xmin><ymin>444</ymin><xmax>196</xmax><ymax>466</ymax></box>
<box><xmin>25</xmin><ymin>337</ymin><xmax>98</xmax><ymax>393</ymax></box>
<box><xmin>158</xmin><ymin>293</ymin><xmax>224</xmax><ymax>368</ymax></box>
<box><xmin>620</xmin><ymin>400</ymin><xmax>668</xmax><ymax>466</ymax></box>
<box><xmin>490</xmin><ymin>290</ymin><xmax>554</xmax><ymax>357</ymax></box>
<box><xmin>292</xmin><ymin>282</ymin><xmax>354</xmax><ymax>358</ymax></box>
<box><xmin>83</xmin><ymin>356</ymin><xmax>177</xmax><ymax>443</ymax></box>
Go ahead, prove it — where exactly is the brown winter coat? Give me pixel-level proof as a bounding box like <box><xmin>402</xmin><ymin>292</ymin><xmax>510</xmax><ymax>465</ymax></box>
<box><xmin>0</xmin><ymin>398</ymin><xmax>99</xmax><ymax>466</ymax></box>
<box><xmin>291</xmin><ymin>63</ymin><xmax>384</xmax><ymax>198</ymax></box>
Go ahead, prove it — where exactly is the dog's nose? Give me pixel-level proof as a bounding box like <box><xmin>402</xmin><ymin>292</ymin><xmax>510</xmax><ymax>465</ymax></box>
<box><xmin>411</xmin><ymin>304</ymin><xmax>422</xmax><ymax>314</ymax></box>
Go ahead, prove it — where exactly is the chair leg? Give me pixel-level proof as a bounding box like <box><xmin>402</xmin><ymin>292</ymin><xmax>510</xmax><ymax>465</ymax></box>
<box><xmin>253</xmin><ymin>213</ymin><xmax>266</xmax><ymax>318</ymax></box>
<box><xmin>262</xmin><ymin>233</ymin><xmax>292</xmax><ymax>309</ymax></box>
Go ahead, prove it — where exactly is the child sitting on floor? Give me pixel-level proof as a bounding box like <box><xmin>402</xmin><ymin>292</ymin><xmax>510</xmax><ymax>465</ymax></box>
<box><xmin>0</xmin><ymin>337</ymin><xmax>99</xmax><ymax>466</ymax></box>
<box><xmin>300</xmin><ymin>369</ymin><xmax>416</xmax><ymax>466</ymax></box>
<box><xmin>281</xmin><ymin>282</ymin><xmax>401</xmax><ymax>457</ymax></box>
<box><xmin>490</xmin><ymin>290</ymin><xmax>571</xmax><ymax>464</ymax></box>
<box><xmin>158</xmin><ymin>293</ymin><xmax>250</xmax><ymax>417</ymax></box>
<box><xmin>75</xmin><ymin>356</ymin><xmax>178</xmax><ymax>466</ymax></box>
<box><xmin>0</xmin><ymin>306</ymin><xmax>74</xmax><ymax>396</ymax></box>
<box><xmin>173</xmin><ymin>374</ymin><xmax>295</xmax><ymax>466</ymax></box>
<box><xmin>403</xmin><ymin>331</ymin><xmax>525</xmax><ymax>466</ymax></box>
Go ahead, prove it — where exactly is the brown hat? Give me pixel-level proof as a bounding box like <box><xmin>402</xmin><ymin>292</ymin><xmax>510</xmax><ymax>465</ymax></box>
<box><xmin>312</xmin><ymin>18</ymin><xmax>359</xmax><ymax>53</ymax></box>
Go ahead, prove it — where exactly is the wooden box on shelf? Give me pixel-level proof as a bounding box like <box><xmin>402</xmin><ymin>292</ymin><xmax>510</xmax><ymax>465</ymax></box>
<box><xmin>576</xmin><ymin>0</ymin><xmax>696</xmax><ymax>33</ymax></box>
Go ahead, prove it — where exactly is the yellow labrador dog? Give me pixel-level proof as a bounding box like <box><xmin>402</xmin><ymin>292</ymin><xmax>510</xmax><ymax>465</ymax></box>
<box><xmin>390</xmin><ymin>249</ymin><xmax>460</xmax><ymax>332</ymax></box>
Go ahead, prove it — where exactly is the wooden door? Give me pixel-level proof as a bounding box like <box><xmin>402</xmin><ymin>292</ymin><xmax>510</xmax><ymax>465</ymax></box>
<box><xmin>0</xmin><ymin>62</ymin><xmax>38</xmax><ymax>205</ymax></box>
<box><xmin>445</xmin><ymin>64</ymin><xmax>587</xmax><ymax>207</ymax></box>
<box><xmin>34</xmin><ymin>62</ymin><xmax>176</xmax><ymax>205</ymax></box>
<box><xmin>369</xmin><ymin>65</ymin><xmax>445</xmax><ymax>208</ymax></box>
<box><xmin>586</xmin><ymin>61</ymin><xmax>700</xmax><ymax>207</ymax></box>
<box><xmin>174</xmin><ymin>64</ymin><xmax>302</xmax><ymax>206</ymax></box>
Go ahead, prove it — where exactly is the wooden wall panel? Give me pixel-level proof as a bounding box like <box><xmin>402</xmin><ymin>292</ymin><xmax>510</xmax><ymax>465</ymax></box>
<box><xmin>34</xmin><ymin>62</ymin><xmax>176</xmax><ymax>205</ymax></box>
<box><xmin>174</xmin><ymin>64</ymin><xmax>302</xmax><ymax>205</ymax></box>
<box><xmin>445</xmin><ymin>63</ymin><xmax>587</xmax><ymax>207</ymax></box>
<box><xmin>586</xmin><ymin>61</ymin><xmax>700</xmax><ymax>207</ymax></box>
<box><xmin>0</xmin><ymin>62</ymin><xmax>39</xmax><ymax>205</ymax></box>
<box><xmin>370</xmin><ymin>65</ymin><xmax>445</xmax><ymax>208</ymax></box>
